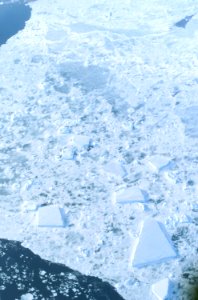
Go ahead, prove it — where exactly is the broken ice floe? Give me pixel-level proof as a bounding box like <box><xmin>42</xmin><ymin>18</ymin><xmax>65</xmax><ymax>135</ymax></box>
<box><xmin>73</xmin><ymin>135</ymin><xmax>92</xmax><ymax>149</ymax></box>
<box><xmin>20</xmin><ymin>294</ymin><xmax>34</xmax><ymax>300</ymax></box>
<box><xmin>131</xmin><ymin>219</ymin><xmax>177</xmax><ymax>268</ymax></box>
<box><xmin>147</xmin><ymin>155</ymin><xmax>173</xmax><ymax>173</ymax></box>
<box><xmin>103</xmin><ymin>161</ymin><xmax>127</xmax><ymax>178</ymax></box>
<box><xmin>176</xmin><ymin>106</ymin><xmax>198</xmax><ymax>138</ymax></box>
<box><xmin>113</xmin><ymin>187</ymin><xmax>148</xmax><ymax>204</ymax></box>
<box><xmin>36</xmin><ymin>206</ymin><xmax>65</xmax><ymax>227</ymax></box>
<box><xmin>55</xmin><ymin>134</ymin><xmax>93</xmax><ymax>161</ymax></box>
<box><xmin>151</xmin><ymin>278</ymin><xmax>172</xmax><ymax>300</ymax></box>
<box><xmin>58</xmin><ymin>148</ymin><xmax>75</xmax><ymax>160</ymax></box>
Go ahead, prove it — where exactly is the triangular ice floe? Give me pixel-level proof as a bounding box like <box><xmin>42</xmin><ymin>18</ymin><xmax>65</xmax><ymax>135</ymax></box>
<box><xmin>72</xmin><ymin>134</ymin><xmax>91</xmax><ymax>149</ymax></box>
<box><xmin>151</xmin><ymin>278</ymin><xmax>171</xmax><ymax>300</ymax></box>
<box><xmin>132</xmin><ymin>219</ymin><xmax>177</xmax><ymax>267</ymax></box>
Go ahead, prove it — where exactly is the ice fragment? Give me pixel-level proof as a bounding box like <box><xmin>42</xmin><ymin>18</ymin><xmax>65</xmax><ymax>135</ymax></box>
<box><xmin>104</xmin><ymin>161</ymin><xmax>127</xmax><ymax>178</ymax></box>
<box><xmin>37</xmin><ymin>206</ymin><xmax>65</xmax><ymax>227</ymax></box>
<box><xmin>72</xmin><ymin>135</ymin><xmax>91</xmax><ymax>148</ymax></box>
<box><xmin>21</xmin><ymin>201</ymin><xmax>38</xmax><ymax>212</ymax></box>
<box><xmin>132</xmin><ymin>219</ymin><xmax>177</xmax><ymax>267</ymax></box>
<box><xmin>148</xmin><ymin>156</ymin><xmax>172</xmax><ymax>173</ymax></box>
<box><xmin>151</xmin><ymin>278</ymin><xmax>171</xmax><ymax>300</ymax></box>
<box><xmin>114</xmin><ymin>187</ymin><xmax>147</xmax><ymax>204</ymax></box>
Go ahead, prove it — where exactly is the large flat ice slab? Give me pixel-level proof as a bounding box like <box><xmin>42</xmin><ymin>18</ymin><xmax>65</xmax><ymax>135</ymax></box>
<box><xmin>132</xmin><ymin>219</ymin><xmax>177</xmax><ymax>268</ymax></box>
<box><xmin>151</xmin><ymin>278</ymin><xmax>171</xmax><ymax>300</ymax></box>
<box><xmin>36</xmin><ymin>206</ymin><xmax>65</xmax><ymax>227</ymax></box>
<box><xmin>113</xmin><ymin>187</ymin><xmax>147</xmax><ymax>204</ymax></box>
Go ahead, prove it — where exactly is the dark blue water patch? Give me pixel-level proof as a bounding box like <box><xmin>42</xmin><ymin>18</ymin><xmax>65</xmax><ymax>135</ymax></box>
<box><xmin>0</xmin><ymin>2</ymin><xmax>31</xmax><ymax>46</ymax></box>
<box><xmin>0</xmin><ymin>239</ymin><xmax>125</xmax><ymax>300</ymax></box>
<box><xmin>174</xmin><ymin>15</ymin><xmax>194</xmax><ymax>28</ymax></box>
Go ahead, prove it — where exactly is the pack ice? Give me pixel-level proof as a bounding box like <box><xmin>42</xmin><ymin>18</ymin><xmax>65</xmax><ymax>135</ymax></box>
<box><xmin>148</xmin><ymin>155</ymin><xmax>172</xmax><ymax>173</ymax></box>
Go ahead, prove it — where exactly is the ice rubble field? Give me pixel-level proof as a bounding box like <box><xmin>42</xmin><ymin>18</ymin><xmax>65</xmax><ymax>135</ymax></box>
<box><xmin>1</xmin><ymin>0</ymin><xmax>198</xmax><ymax>299</ymax></box>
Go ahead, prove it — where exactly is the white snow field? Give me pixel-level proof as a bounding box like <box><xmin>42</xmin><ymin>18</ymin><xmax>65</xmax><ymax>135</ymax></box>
<box><xmin>0</xmin><ymin>0</ymin><xmax>198</xmax><ymax>299</ymax></box>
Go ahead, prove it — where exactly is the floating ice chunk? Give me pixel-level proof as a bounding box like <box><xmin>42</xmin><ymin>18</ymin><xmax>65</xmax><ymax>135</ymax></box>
<box><xmin>21</xmin><ymin>294</ymin><xmax>34</xmax><ymax>300</ymax></box>
<box><xmin>37</xmin><ymin>206</ymin><xmax>65</xmax><ymax>227</ymax></box>
<box><xmin>132</xmin><ymin>219</ymin><xmax>177</xmax><ymax>268</ymax></box>
<box><xmin>166</xmin><ymin>214</ymin><xmax>192</xmax><ymax>226</ymax></box>
<box><xmin>177</xmin><ymin>106</ymin><xmax>198</xmax><ymax>138</ymax></box>
<box><xmin>60</xmin><ymin>148</ymin><xmax>75</xmax><ymax>160</ymax></box>
<box><xmin>113</xmin><ymin>187</ymin><xmax>147</xmax><ymax>204</ymax></box>
<box><xmin>163</xmin><ymin>172</ymin><xmax>176</xmax><ymax>184</ymax></box>
<box><xmin>72</xmin><ymin>135</ymin><xmax>91</xmax><ymax>148</ymax></box>
<box><xmin>148</xmin><ymin>156</ymin><xmax>172</xmax><ymax>173</ymax></box>
<box><xmin>151</xmin><ymin>278</ymin><xmax>171</xmax><ymax>300</ymax></box>
<box><xmin>104</xmin><ymin>161</ymin><xmax>127</xmax><ymax>178</ymax></box>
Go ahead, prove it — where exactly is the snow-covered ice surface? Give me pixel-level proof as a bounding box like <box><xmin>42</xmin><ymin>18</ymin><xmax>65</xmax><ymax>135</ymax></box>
<box><xmin>0</xmin><ymin>0</ymin><xmax>198</xmax><ymax>299</ymax></box>
<box><xmin>151</xmin><ymin>278</ymin><xmax>172</xmax><ymax>300</ymax></box>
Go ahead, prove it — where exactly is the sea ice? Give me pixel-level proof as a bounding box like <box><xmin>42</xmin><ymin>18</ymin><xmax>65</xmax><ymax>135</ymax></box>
<box><xmin>60</xmin><ymin>148</ymin><xmax>75</xmax><ymax>160</ymax></box>
<box><xmin>73</xmin><ymin>135</ymin><xmax>91</xmax><ymax>148</ymax></box>
<box><xmin>132</xmin><ymin>219</ymin><xmax>177</xmax><ymax>268</ymax></box>
<box><xmin>177</xmin><ymin>106</ymin><xmax>198</xmax><ymax>138</ymax></box>
<box><xmin>104</xmin><ymin>161</ymin><xmax>127</xmax><ymax>178</ymax></box>
<box><xmin>151</xmin><ymin>278</ymin><xmax>171</xmax><ymax>300</ymax></box>
<box><xmin>36</xmin><ymin>206</ymin><xmax>65</xmax><ymax>227</ymax></box>
<box><xmin>20</xmin><ymin>201</ymin><xmax>38</xmax><ymax>212</ymax></box>
<box><xmin>113</xmin><ymin>187</ymin><xmax>147</xmax><ymax>204</ymax></box>
<box><xmin>148</xmin><ymin>156</ymin><xmax>172</xmax><ymax>173</ymax></box>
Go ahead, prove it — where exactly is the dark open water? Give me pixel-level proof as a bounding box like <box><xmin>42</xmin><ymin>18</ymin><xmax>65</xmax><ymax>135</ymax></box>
<box><xmin>0</xmin><ymin>2</ymin><xmax>31</xmax><ymax>46</ymax></box>
<box><xmin>0</xmin><ymin>239</ymin><xmax>125</xmax><ymax>299</ymax></box>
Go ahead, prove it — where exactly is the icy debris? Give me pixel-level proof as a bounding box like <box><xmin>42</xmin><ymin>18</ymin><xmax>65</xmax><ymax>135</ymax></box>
<box><xmin>166</xmin><ymin>214</ymin><xmax>192</xmax><ymax>226</ymax></box>
<box><xmin>20</xmin><ymin>201</ymin><xmax>38</xmax><ymax>212</ymax></box>
<box><xmin>20</xmin><ymin>294</ymin><xmax>34</xmax><ymax>300</ymax></box>
<box><xmin>163</xmin><ymin>172</ymin><xmax>176</xmax><ymax>184</ymax></box>
<box><xmin>59</xmin><ymin>148</ymin><xmax>75</xmax><ymax>160</ymax></box>
<box><xmin>148</xmin><ymin>155</ymin><xmax>172</xmax><ymax>173</ymax></box>
<box><xmin>151</xmin><ymin>278</ymin><xmax>171</xmax><ymax>300</ymax></box>
<box><xmin>113</xmin><ymin>187</ymin><xmax>148</xmax><ymax>204</ymax></box>
<box><xmin>104</xmin><ymin>161</ymin><xmax>127</xmax><ymax>178</ymax></box>
<box><xmin>59</xmin><ymin>134</ymin><xmax>91</xmax><ymax>148</ymax></box>
<box><xmin>36</xmin><ymin>206</ymin><xmax>65</xmax><ymax>227</ymax></box>
<box><xmin>132</xmin><ymin>219</ymin><xmax>177</xmax><ymax>268</ymax></box>
<box><xmin>192</xmin><ymin>203</ymin><xmax>198</xmax><ymax>212</ymax></box>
